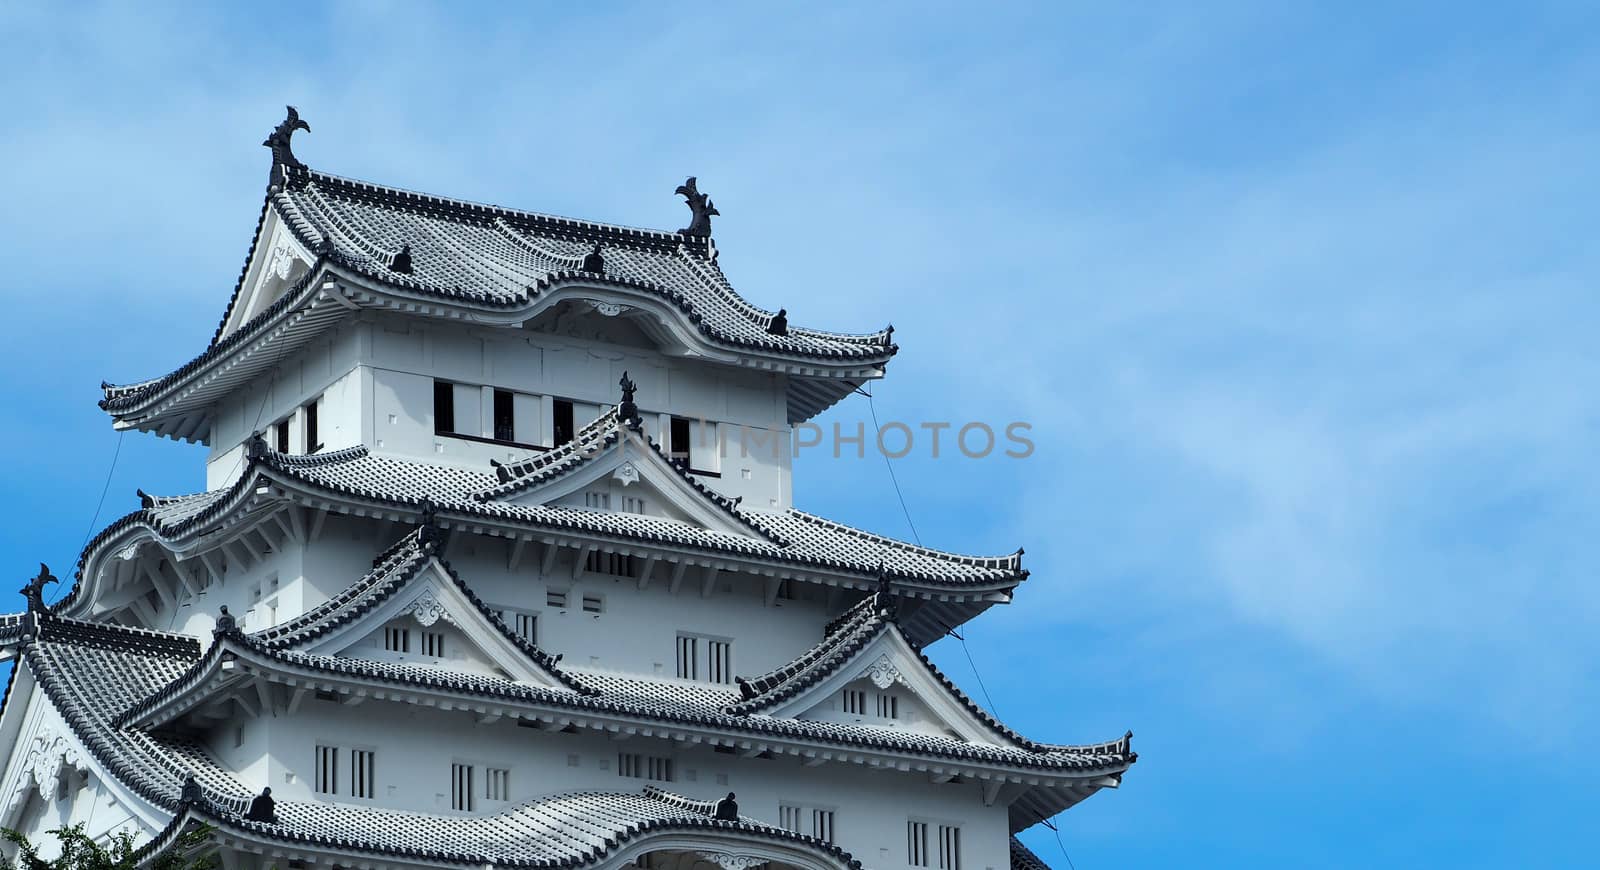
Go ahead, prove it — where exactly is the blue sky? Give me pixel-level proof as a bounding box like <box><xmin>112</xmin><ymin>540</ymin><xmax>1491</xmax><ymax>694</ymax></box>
<box><xmin>2</xmin><ymin>2</ymin><xmax>1597</xmax><ymax>866</ymax></box>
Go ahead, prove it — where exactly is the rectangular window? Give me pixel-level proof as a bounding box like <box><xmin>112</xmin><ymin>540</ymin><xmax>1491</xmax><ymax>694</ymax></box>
<box><xmin>813</xmin><ymin>809</ymin><xmax>836</xmax><ymax>844</ymax></box>
<box><xmin>585</xmin><ymin>550</ymin><xmax>634</xmax><ymax>577</ymax></box>
<box><xmin>585</xmin><ymin>491</ymin><xmax>611</xmax><ymax>509</ymax></box>
<box><xmin>669</xmin><ymin>416</ymin><xmax>692</xmax><ymax>466</ymax></box>
<box><xmin>434</xmin><ymin>380</ymin><xmax>456</xmax><ymax>434</ymax></box>
<box><xmin>303</xmin><ymin>399</ymin><xmax>319</xmax><ymax>452</ymax></box>
<box><xmin>451</xmin><ymin>763</ymin><xmax>475</xmax><ymax>812</ymax></box>
<box><xmin>621</xmin><ymin>496</ymin><xmax>647</xmax><ymax>514</ymax></box>
<box><xmin>779</xmin><ymin>804</ymin><xmax>803</xmax><ymax>833</ymax></box>
<box><xmin>493</xmin><ymin>389</ymin><xmax>515</xmax><ymax>442</ymax></box>
<box><xmin>617</xmin><ymin>753</ymin><xmax>641</xmax><ymax>779</ymax></box>
<box><xmin>485</xmin><ymin>768</ymin><xmax>510</xmax><ymax>802</ymax></box>
<box><xmin>877</xmin><ymin>693</ymin><xmax>899</xmax><ymax>719</ymax></box>
<box><xmin>553</xmin><ymin>399</ymin><xmax>575</xmax><ymax>447</ymax></box>
<box><xmin>315</xmin><ymin>744</ymin><xmax>338</xmax><ymax>795</ymax></box>
<box><xmin>646</xmin><ymin>756</ymin><xmax>674</xmax><ymax>782</ymax></box>
<box><xmin>546</xmin><ymin>589</ymin><xmax>568</xmax><ymax>609</ymax></box>
<box><xmin>384</xmin><ymin>625</ymin><xmax>410</xmax><ymax>653</ymax></box>
<box><xmin>511</xmin><ymin>611</ymin><xmax>537</xmax><ymax>644</ymax></box>
<box><xmin>707</xmin><ymin>640</ymin><xmax>732</xmax><ymax>684</ymax></box>
<box><xmin>581</xmin><ymin>594</ymin><xmax>604</xmax><ymax>614</ymax></box>
<box><xmin>351</xmin><ymin>749</ymin><xmax>375</xmax><ymax>799</ymax></box>
<box><xmin>842</xmin><ymin>689</ymin><xmax>867</xmax><ymax>716</ymax></box>
<box><xmin>776</xmin><ymin>579</ymin><xmax>796</xmax><ymax>600</ymax></box>
<box><xmin>275</xmin><ymin>420</ymin><xmax>290</xmax><ymax>453</ymax></box>
<box><xmin>937</xmin><ymin>825</ymin><xmax>961</xmax><ymax>870</ymax></box>
<box><xmin>420</xmin><ymin>631</ymin><xmax>445</xmax><ymax>658</ymax></box>
<box><xmin>676</xmin><ymin>635</ymin><xmax>699</xmax><ymax>680</ymax></box>
<box><xmin>908</xmin><ymin>821</ymin><xmax>929</xmax><ymax>868</ymax></box>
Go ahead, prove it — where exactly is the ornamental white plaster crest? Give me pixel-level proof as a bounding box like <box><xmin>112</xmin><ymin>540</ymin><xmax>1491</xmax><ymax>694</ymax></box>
<box><xmin>267</xmin><ymin>239</ymin><xmax>297</xmax><ymax>280</ymax></box>
<box><xmin>407</xmin><ymin>590</ymin><xmax>448</xmax><ymax>627</ymax></box>
<box><xmin>592</xmin><ymin>301</ymin><xmax>627</xmax><ymax>317</ymax></box>
<box><xmin>613</xmin><ymin>461</ymin><xmax>641</xmax><ymax>486</ymax></box>
<box><xmin>864</xmin><ymin>654</ymin><xmax>903</xmax><ymax>689</ymax></box>
<box><xmin>8</xmin><ymin>727</ymin><xmax>87</xmax><ymax>812</ymax></box>
<box><xmin>695</xmin><ymin>853</ymin><xmax>767</xmax><ymax>870</ymax></box>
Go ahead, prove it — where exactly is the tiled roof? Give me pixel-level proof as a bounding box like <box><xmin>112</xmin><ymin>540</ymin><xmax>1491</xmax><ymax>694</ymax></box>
<box><xmin>268</xmin><ymin>168</ymin><xmax>894</xmax><ymax>361</ymax></box>
<box><xmin>260</xmin><ymin>446</ymin><xmax>1022</xmax><ymax>587</ymax></box>
<box><xmin>8</xmin><ymin>616</ymin><xmax>865</xmax><ymax>868</ymax></box>
<box><xmin>475</xmin><ymin>407</ymin><xmax>785</xmax><ymax>545</ymax></box>
<box><xmin>1010</xmin><ymin>836</ymin><xmax>1053</xmax><ymax>870</ymax></box>
<box><xmin>723</xmin><ymin>594</ymin><xmax>1094</xmax><ymax>755</ymax></box>
<box><xmin>12</xmin><ymin>620</ymin><xmax>864</xmax><ymax>863</ymax></box>
<box><xmin>245</xmin><ymin>529</ymin><xmax>589</xmax><ymax>693</ymax></box>
<box><xmin>101</xmin><ymin>166</ymin><xmax>896</xmax><ymax>425</ymax></box>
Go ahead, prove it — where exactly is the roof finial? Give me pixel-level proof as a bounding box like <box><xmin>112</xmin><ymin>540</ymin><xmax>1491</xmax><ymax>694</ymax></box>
<box><xmin>263</xmin><ymin>106</ymin><xmax>310</xmax><ymax>189</ymax></box>
<box><xmin>20</xmin><ymin>563</ymin><xmax>57</xmax><ymax>615</ymax></box>
<box><xmin>244</xmin><ymin>786</ymin><xmax>279</xmax><ymax>824</ymax></box>
<box><xmin>581</xmin><ymin>243</ymin><xmax>605</xmax><ymax>274</ymax></box>
<box><xmin>136</xmin><ymin>488</ymin><xmax>156</xmax><ymax>509</ymax></box>
<box><xmin>418</xmin><ymin>499</ymin><xmax>442</xmax><ymax>553</ymax></box>
<box><xmin>675</xmin><ymin>176</ymin><xmax>719</xmax><ymax>238</ymax></box>
<box><xmin>245</xmin><ymin>431</ymin><xmax>269</xmax><ymax>461</ymax></box>
<box><xmin>213</xmin><ymin>605</ymin><xmax>240</xmax><ymax>639</ymax></box>
<box><xmin>713</xmin><ymin>791</ymin><xmax>739</xmax><ymax>821</ymax></box>
<box><xmin>766</xmin><ymin>308</ymin><xmax>788</xmax><ymax>336</ymax></box>
<box><xmin>179</xmin><ymin>774</ymin><xmax>205</xmax><ymax>808</ymax></box>
<box><xmin>389</xmin><ymin>245</ymin><xmax>414</xmax><ymax>275</ymax></box>
<box><xmin>617</xmin><ymin>372</ymin><xmax>642</xmax><ymax>430</ymax></box>
<box><xmin>872</xmin><ymin>563</ymin><xmax>898</xmax><ymax>618</ymax></box>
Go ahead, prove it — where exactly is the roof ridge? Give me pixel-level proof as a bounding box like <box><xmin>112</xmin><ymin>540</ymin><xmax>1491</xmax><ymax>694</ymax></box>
<box><xmin>305</xmin><ymin>168</ymin><xmax>694</xmax><ymax>248</ymax></box>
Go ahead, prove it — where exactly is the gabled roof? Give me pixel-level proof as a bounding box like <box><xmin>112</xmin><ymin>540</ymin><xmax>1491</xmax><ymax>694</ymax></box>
<box><xmin>477</xmin><ymin>406</ymin><xmax>783</xmax><ymax>543</ymax></box>
<box><xmin>60</xmin><ymin>441</ymin><xmax>1025</xmax><ymax>645</ymax></box>
<box><xmin>253</xmin><ymin>529</ymin><xmax>582</xmax><ymax>690</ymax></box>
<box><xmin>724</xmin><ymin>592</ymin><xmax>1072</xmax><ymax>753</ymax></box>
<box><xmin>3</xmin><ymin>614</ymin><xmax>862</xmax><ymax>868</ymax></box>
<box><xmin>101</xmin><ymin>158</ymin><xmax>897</xmax><ymax>436</ymax></box>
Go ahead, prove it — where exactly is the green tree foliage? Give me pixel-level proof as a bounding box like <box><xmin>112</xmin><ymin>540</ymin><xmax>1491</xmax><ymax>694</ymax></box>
<box><xmin>1</xmin><ymin>824</ymin><xmax>216</xmax><ymax>870</ymax></box>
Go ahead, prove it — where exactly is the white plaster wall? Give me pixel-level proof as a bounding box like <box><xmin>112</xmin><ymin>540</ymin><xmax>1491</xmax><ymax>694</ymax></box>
<box><xmin>252</xmin><ymin>698</ymin><xmax>1012</xmax><ymax>870</ymax></box>
<box><xmin>206</xmin><ymin>326</ymin><xmax>365</xmax><ymax>489</ymax></box>
<box><xmin>361</xmin><ymin>314</ymin><xmax>794</xmax><ymax>510</ymax></box>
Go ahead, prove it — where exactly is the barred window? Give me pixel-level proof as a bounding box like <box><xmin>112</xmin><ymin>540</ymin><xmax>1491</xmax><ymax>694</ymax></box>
<box><xmin>314</xmin><ymin>744</ymin><xmax>338</xmax><ymax>795</ymax></box>
<box><xmin>420</xmin><ymin>631</ymin><xmax>445</xmax><ymax>657</ymax></box>
<box><xmin>908</xmin><ymin>821</ymin><xmax>929</xmax><ymax>867</ymax></box>
<box><xmin>485</xmin><ymin>768</ymin><xmax>510</xmax><ymax>802</ymax></box>
<box><xmin>351</xmin><ymin>750</ymin><xmax>375</xmax><ymax>799</ymax></box>
<box><xmin>451</xmin><ymin>763</ymin><xmax>475</xmax><ymax>811</ymax></box>
<box><xmin>937</xmin><ymin>825</ymin><xmax>961</xmax><ymax>870</ymax></box>
<box><xmin>842</xmin><ymin>689</ymin><xmax>867</xmax><ymax>715</ymax></box>
<box><xmin>384</xmin><ymin>625</ymin><xmax>409</xmax><ymax>653</ymax></box>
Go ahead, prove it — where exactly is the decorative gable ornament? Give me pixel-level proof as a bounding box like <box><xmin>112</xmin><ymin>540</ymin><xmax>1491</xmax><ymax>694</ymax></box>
<box><xmin>864</xmin><ymin>653</ymin><xmax>904</xmax><ymax>689</ymax></box>
<box><xmin>407</xmin><ymin>590</ymin><xmax>448</xmax><ymax>627</ymax></box>
<box><xmin>10</xmin><ymin>727</ymin><xmax>87</xmax><ymax>809</ymax></box>
<box><xmin>613</xmin><ymin>461</ymin><xmax>641</xmax><ymax>487</ymax></box>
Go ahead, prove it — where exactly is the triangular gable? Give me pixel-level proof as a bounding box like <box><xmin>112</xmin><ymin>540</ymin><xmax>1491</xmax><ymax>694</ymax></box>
<box><xmin>766</xmin><ymin>628</ymin><xmax>1007</xmax><ymax>745</ymax></box>
<box><xmin>297</xmin><ymin>556</ymin><xmax>571</xmax><ymax>690</ymax></box>
<box><xmin>479</xmin><ymin>412</ymin><xmax>772</xmax><ymax>541</ymax></box>
<box><xmin>218</xmin><ymin>207</ymin><xmax>315</xmax><ymax>340</ymax></box>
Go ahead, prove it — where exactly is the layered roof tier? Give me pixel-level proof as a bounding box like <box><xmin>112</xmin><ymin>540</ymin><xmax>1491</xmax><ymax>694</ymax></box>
<box><xmin>101</xmin><ymin>162</ymin><xmax>895</xmax><ymax>439</ymax></box>
<box><xmin>62</xmin><ymin>425</ymin><xmax>1026</xmax><ymax>644</ymax></box>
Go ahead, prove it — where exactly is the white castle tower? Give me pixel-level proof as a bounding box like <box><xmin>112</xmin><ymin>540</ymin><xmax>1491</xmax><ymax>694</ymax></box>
<box><xmin>0</xmin><ymin>108</ymin><xmax>1134</xmax><ymax>870</ymax></box>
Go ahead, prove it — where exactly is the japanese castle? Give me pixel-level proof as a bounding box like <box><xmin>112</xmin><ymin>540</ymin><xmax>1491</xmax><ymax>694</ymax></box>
<box><xmin>0</xmin><ymin>109</ymin><xmax>1134</xmax><ymax>870</ymax></box>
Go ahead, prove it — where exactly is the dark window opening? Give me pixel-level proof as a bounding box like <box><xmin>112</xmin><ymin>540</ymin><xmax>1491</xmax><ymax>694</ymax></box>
<box><xmin>275</xmin><ymin>420</ymin><xmax>290</xmax><ymax>453</ymax></box>
<box><xmin>670</xmin><ymin>416</ymin><xmax>692</xmax><ymax>466</ymax></box>
<box><xmin>434</xmin><ymin>380</ymin><xmax>455</xmax><ymax>434</ymax></box>
<box><xmin>304</xmin><ymin>400</ymin><xmax>319</xmax><ymax>452</ymax></box>
<box><xmin>493</xmin><ymin>389</ymin><xmax>515</xmax><ymax>442</ymax></box>
<box><xmin>553</xmin><ymin>400</ymin><xmax>575</xmax><ymax>447</ymax></box>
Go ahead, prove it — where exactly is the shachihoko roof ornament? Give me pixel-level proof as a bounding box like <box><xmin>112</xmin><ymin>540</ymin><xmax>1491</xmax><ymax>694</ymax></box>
<box><xmin>21</xmin><ymin>563</ymin><xmax>57</xmax><ymax>614</ymax></box>
<box><xmin>676</xmin><ymin>176</ymin><xmax>719</xmax><ymax>237</ymax></box>
<box><xmin>618</xmin><ymin>371</ymin><xmax>643</xmax><ymax>430</ymax></box>
<box><xmin>767</xmin><ymin>308</ymin><xmax>788</xmax><ymax>336</ymax></box>
<box><xmin>262</xmin><ymin>105</ymin><xmax>310</xmax><ymax>190</ymax></box>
